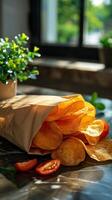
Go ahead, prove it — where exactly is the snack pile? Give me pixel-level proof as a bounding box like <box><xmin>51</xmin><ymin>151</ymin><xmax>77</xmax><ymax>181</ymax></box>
<box><xmin>31</xmin><ymin>94</ymin><xmax>111</xmax><ymax>166</ymax></box>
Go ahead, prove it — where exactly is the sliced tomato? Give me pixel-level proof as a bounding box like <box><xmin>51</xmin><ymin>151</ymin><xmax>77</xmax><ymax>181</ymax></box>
<box><xmin>15</xmin><ymin>159</ymin><xmax>38</xmax><ymax>172</ymax></box>
<box><xmin>35</xmin><ymin>159</ymin><xmax>60</xmax><ymax>175</ymax></box>
<box><xmin>100</xmin><ymin>120</ymin><xmax>109</xmax><ymax>140</ymax></box>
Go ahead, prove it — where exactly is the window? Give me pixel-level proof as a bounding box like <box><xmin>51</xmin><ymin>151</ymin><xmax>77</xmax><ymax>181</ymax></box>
<box><xmin>84</xmin><ymin>0</ymin><xmax>112</xmax><ymax>46</ymax></box>
<box><xmin>29</xmin><ymin>0</ymin><xmax>112</xmax><ymax>62</ymax></box>
<box><xmin>41</xmin><ymin>0</ymin><xmax>80</xmax><ymax>45</ymax></box>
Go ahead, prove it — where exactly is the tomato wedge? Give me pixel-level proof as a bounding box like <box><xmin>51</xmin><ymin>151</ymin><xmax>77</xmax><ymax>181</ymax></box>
<box><xmin>100</xmin><ymin>119</ymin><xmax>109</xmax><ymax>140</ymax></box>
<box><xmin>35</xmin><ymin>159</ymin><xmax>61</xmax><ymax>175</ymax></box>
<box><xmin>15</xmin><ymin>159</ymin><xmax>38</xmax><ymax>172</ymax></box>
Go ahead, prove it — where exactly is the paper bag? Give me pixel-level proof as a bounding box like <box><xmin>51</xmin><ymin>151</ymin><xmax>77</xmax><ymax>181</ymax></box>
<box><xmin>0</xmin><ymin>95</ymin><xmax>70</xmax><ymax>154</ymax></box>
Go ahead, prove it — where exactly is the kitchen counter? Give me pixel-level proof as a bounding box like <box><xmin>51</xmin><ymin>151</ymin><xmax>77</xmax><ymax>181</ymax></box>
<box><xmin>0</xmin><ymin>87</ymin><xmax>112</xmax><ymax>200</ymax></box>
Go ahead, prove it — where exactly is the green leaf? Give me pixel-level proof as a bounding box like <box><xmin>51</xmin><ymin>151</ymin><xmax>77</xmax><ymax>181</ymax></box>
<box><xmin>34</xmin><ymin>52</ymin><xmax>41</xmax><ymax>57</ymax></box>
<box><xmin>90</xmin><ymin>92</ymin><xmax>98</xmax><ymax>104</ymax></box>
<box><xmin>95</xmin><ymin>102</ymin><xmax>105</xmax><ymax>111</ymax></box>
<box><xmin>21</xmin><ymin>33</ymin><xmax>29</xmax><ymax>41</ymax></box>
<box><xmin>31</xmin><ymin>69</ymin><xmax>39</xmax><ymax>74</ymax></box>
<box><xmin>34</xmin><ymin>46</ymin><xmax>39</xmax><ymax>52</ymax></box>
<box><xmin>88</xmin><ymin>92</ymin><xmax>106</xmax><ymax>112</ymax></box>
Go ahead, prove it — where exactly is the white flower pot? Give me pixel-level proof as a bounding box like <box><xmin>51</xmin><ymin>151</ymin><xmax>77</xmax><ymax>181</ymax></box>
<box><xmin>0</xmin><ymin>80</ymin><xmax>17</xmax><ymax>101</ymax></box>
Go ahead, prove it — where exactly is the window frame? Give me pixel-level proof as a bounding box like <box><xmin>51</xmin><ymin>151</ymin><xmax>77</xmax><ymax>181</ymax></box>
<box><xmin>29</xmin><ymin>0</ymin><xmax>99</xmax><ymax>62</ymax></box>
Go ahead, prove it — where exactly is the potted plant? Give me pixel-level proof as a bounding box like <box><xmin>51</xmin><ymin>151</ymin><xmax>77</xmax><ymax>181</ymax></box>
<box><xmin>0</xmin><ymin>33</ymin><xmax>40</xmax><ymax>100</ymax></box>
<box><xmin>99</xmin><ymin>31</ymin><xmax>112</xmax><ymax>68</ymax></box>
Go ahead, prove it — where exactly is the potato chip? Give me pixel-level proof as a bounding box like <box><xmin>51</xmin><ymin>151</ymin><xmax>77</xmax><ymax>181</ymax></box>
<box><xmin>74</xmin><ymin>132</ymin><xmax>88</xmax><ymax>144</ymax></box>
<box><xmin>78</xmin><ymin>102</ymin><xmax>96</xmax><ymax>131</ymax></box>
<box><xmin>59</xmin><ymin>101</ymin><xmax>85</xmax><ymax>120</ymax></box>
<box><xmin>50</xmin><ymin>114</ymin><xmax>84</xmax><ymax>135</ymax></box>
<box><xmin>81</xmin><ymin>119</ymin><xmax>104</xmax><ymax>145</ymax></box>
<box><xmin>63</xmin><ymin>132</ymin><xmax>88</xmax><ymax>144</ymax></box>
<box><xmin>85</xmin><ymin>102</ymin><xmax>96</xmax><ymax>117</ymax></box>
<box><xmin>32</xmin><ymin>122</ymin><xmax>63</xmax><ymax>150</ymax></box>
<box><xmin>84</xmin><ymin>139</ymin><xmax>112</xmax><ymax>161</ymax></box>
<box><xmin>46</xmin><ymin>95</ymin><xmax>85</xmax><ymax>121</ymax></box>
<box><xmin>51</xmin><ymin>137</ymin><xmax>86</xmax><ymax>166</ymax></box>
<box><xmin>49</xmin><ymin>105</ymin><xmax>95</xmax><ymax>136</ymax></box>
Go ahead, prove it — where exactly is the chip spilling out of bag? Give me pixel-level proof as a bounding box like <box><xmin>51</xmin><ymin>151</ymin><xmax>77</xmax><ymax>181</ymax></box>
<box><xmin>32</xmin><ymin>121</ymin><xmax>63</xmax><ymax>150</ymax></box>
<box><xmin>31</xmin><ymin>94</ymin><xmax>111</xmax><ymax>166</ymax></box>
<box><xmin>84</xmin><ymin>139</ymin><xmax>112</xmax><ymax>161</ymax></box>
<box><xmin>51</xmin><ymin>137</ymin><xmax>86</xmax><ymax>166</ymax></box>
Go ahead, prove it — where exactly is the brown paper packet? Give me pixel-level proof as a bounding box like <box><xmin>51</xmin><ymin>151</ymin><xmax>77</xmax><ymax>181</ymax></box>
<box><xmin>0</xmin><ymin>95</ymin><xmax>74</xmax><ymax>154</ymax></box>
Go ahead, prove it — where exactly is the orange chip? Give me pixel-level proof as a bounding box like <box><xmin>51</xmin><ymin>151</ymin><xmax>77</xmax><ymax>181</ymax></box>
<box><xmin>49</xmin><ymin>104</ymin><xmax>95</xmax><ymax>136</ymax></box>
<box><xmin>79</xmin><ymin>114</ymin><xmax>95</xmax><ymax>131</ymax></box>
<box><xmin>51</xmin><ymin>137</ymin><xmax>86</xmax><ymax>166</ymax></box>
<box><xmin>81</xmin><ymin>119</ymin><xmax>105</xmax><ymax>145</ymax></box>
<box><xmin>53</xmin><ymin>102</ymin><xmax>96</xmax><ymax>135</ymax></box>
<box><xmin>59</xmin><ymin>101</ymin><xmax>85</xmax><ymax>120</ymax></box>
<box><xmin>74</xmin><ymin>132</ymin><xmax>88</xmax><ymax>144</ymax></box>
<box><xmin>85</xmin><ymin>102</ymin><xmax>96</xmax><ymax>117</ymax></box>
<box><xmin>46</xmin><ymin>95</ymin><xmax>85</xmax><ymax>121</ymax></box>
<box><xmin>32</xmin><ymin>122</ymin><xmax>63</xmax><ymax>150</ymax></box>
<box><xmin>78</xmin><ymin>102</ymin><xmax>96</xmax><ymax>131</ymax></box>
<box><xmin>84</xmin><ymin>139</ymin><xmax>112</xmax><ymax>161</ymax></box>
<box><xmin>50</xmin><ymin>114</ymin><xmax>84</xmax><ymax>135</ymax></box>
